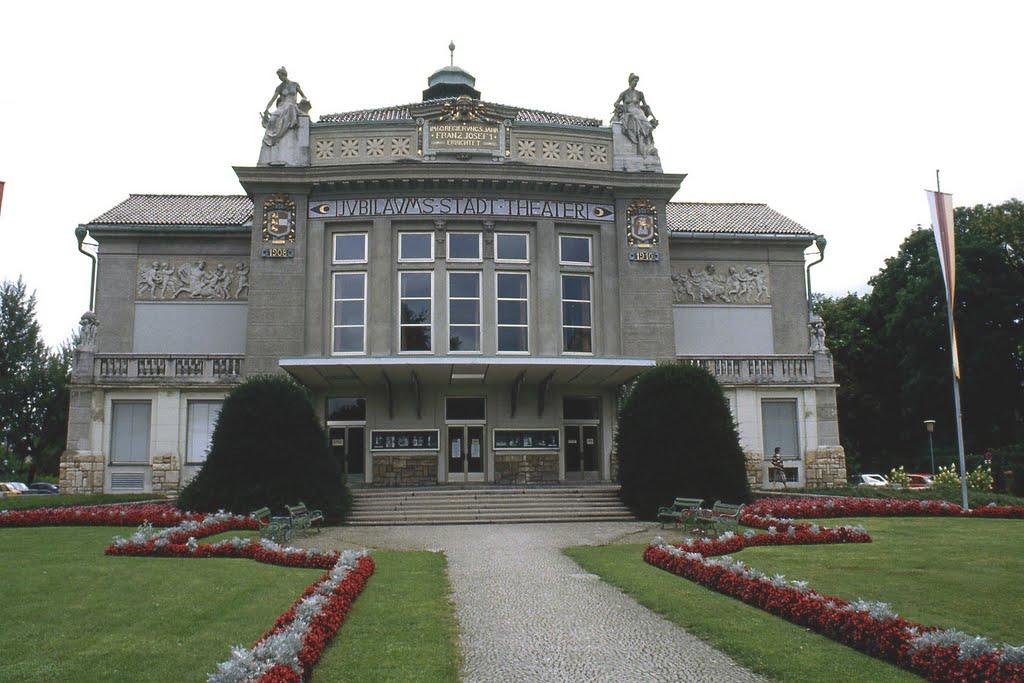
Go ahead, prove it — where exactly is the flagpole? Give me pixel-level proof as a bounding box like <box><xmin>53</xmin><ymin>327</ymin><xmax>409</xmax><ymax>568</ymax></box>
<box><xmin>934</xmin><ymin>170</ymin><xmax>969</xmax><ymax>510</ymax></box>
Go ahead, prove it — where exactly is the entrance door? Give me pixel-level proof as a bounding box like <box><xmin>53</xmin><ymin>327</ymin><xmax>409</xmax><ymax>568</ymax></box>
<box><xmin>447</xmin><ymin>425</ymin><xmax>485</xmax><ymax>483</ymax></box>
<box><xmin>329</xmin><ymin>426</ymin><xmax>365</xmax><ymax>483</ymax></box>
<box><xmin>564</xmin><ymin>424</ymin><xmax>599</xmax><ymax>481</ymax></box>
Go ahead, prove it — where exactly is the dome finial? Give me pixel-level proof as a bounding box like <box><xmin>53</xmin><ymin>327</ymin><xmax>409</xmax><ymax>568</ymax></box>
<box><xmin>449</xmin><ymin>40</ymin><xmax>455</xmax><ymax>66</ymax></box>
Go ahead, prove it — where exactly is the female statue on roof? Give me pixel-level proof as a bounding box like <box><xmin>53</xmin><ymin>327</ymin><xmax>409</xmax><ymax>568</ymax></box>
<box><xmin>612</xmin><ymin>73</ymin><xmax>659</xmax><ymax>158</ymax></box>
<box><xmin>261</xmin><ymin>67</ymin><xmax>310</xmax><ymax>147</ymax></box>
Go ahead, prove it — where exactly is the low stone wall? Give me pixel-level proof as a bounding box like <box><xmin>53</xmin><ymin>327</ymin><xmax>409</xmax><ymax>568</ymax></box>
<box><xmin>804</xmin><ymin>446</ymin><xmax>848</xmax><ymax>487</ymax></box>
<box><xmin>59</xmin><ymin>452</ymin><xmax>105</xmax><ymax>494</ymax></box>
<box><xmin>372</xmin><ymin>454</ymin><xmax>438</xmax><ymax>486</ymax></box>
<box><xmin>151</xmin><ymin>454</ymin><xmax>181</xmax><ymax>495</ymax></box>
<box><xmin>493</xmin><ymin>452</ymin><xmax>559</xmax><ymax>485</ymax></box>
<box><xmin>744</xmin><ymin>452</ymin><xmax>764</xmax><ymax>486</ymax></box>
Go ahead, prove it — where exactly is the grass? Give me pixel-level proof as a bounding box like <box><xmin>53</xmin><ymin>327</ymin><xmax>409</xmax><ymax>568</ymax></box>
<box><xmin>768</xmin><ymin>485</ymin><xmax>1024</xmax><ymax>507</ymax></box>
<box><xmin>0</xmin><ymin>493</ymin><xmax>162</xmax><ymax>510</ymax></box>
<box><xmin>0</xmin><ymin>528</ymin><xmax>460</xmax><ymax>682</ymax></box>
<box><xmin>566</xmin><ymin>516</ymin><xmax>1024</xmax><ymax>682</ymax></box>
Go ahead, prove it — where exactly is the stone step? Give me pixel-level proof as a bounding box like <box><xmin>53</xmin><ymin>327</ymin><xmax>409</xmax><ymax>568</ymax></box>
<box><xmin>352</xmin><ymin>494</ymin><xmax>624</xmax><ymax>506</ymax></box>
<box><xmin>347</xmin><ymin>511</ymin><xmax>637</xmax><ymax>526</ymax></box>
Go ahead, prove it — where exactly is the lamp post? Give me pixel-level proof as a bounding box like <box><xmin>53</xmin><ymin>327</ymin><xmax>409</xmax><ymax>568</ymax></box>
<box><xmin>923</xmin><ymin>420</ymin><xmax>936</xmax><ymax>476</ymax></box>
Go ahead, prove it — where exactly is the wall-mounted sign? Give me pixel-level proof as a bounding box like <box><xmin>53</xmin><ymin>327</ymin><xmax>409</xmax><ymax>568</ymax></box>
<box><xmin>418</xmin><ymin>97</ymin><xmax>510</xmax><ymax>159</ymax></box>
<box><xmin>493</xmin><ymin>429</ymin><xmax>561</xmax><ymax>450</ymax></box>
<box><xmin>309</xmin><ymin>197</ymin><xmax>614</xmax><ymax>222</ymax></box>
<box><xmin>262</xmin><ymin>195</ymin><xmax>296</xmax><ymax>258</ymax></box>
<box><xmin>370</xmin><ymin>429</ymin><xmax>439</xmax><ymax>451</ymax></box>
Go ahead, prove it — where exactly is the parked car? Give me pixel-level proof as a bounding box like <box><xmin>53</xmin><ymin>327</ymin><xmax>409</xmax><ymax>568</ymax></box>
<box><xmin>858</xmin><ymin>474</ymin><xmax>889</xmax><ymax>486</ymax></box>
<box><xmin>0</xmin><ymin>482</ymin><xmax>22</xmax><ymax>495</ymax></box>
<box><xmin>29</xmin><ymin>482</ymin><xmax>59</xmax><ymax>494</ymax></box>
<box><xmin>908</xmin><ymin>474</ymin><xmax>933</xmax><ymax>490</ymax></box>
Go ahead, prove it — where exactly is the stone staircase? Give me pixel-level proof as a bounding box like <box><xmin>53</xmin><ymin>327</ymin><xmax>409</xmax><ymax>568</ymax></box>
<box><xmin>347</xmin><ymin>484</ymin><xmax>635</xmax><ymax>525</ymax></box>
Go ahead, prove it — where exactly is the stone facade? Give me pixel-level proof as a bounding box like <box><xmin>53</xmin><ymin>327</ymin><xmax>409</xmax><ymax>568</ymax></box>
<box><xmin>59</xmin><ymin>452</ymin><xmax>105</xmax><ymax>495</ymax></box>
<box><xmin>493</xmin><ymin>452</ymin><xmax>559</xmax><ymax>485</ymax></box>
<box><xmin>151</xmin><ymin>454</ymin><xmax>181</xmax><ymax>495</ymax></box>
<box><xmin>372</xmin><ymin>455</ymin><xmax>438</xmax><ymax>486</ymax></box>
<box><xmin>804</xmin><ymin>446</ymin><xmax>848</xmax><ymax>487</ymax></box>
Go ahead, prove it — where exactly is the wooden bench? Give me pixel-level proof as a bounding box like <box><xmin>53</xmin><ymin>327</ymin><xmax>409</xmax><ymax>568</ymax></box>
<box><xmin>286</xmin><ymin>502</ymin><xmax>324</xmax><ymax>536</ymax></box>
<box><xmin>252</xmin><ymin>507</ymin><xmax>291</xmax><ymax>543</ymax></box>
<box><xmin>695</xmin><ymin>501</ymin><xmax>744</xmax><ymax>536</ymax></box>
<box><xmin>656</xmin><ymin>497</ymin><xmax>705</xmax><ymax>529</ymax></box>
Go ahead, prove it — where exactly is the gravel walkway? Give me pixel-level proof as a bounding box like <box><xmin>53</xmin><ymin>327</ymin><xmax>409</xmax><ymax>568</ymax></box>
<box><xmin>307</xmin><ymin>522</ymin><xmax>767</xmax><ymax>682</ymax></box>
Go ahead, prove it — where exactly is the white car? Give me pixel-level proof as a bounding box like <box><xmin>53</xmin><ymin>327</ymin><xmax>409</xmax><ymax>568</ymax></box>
<box><xmin>858</xmin><ymin>474</ymin><xmax>889</xmax><ymax>486</ymax></box>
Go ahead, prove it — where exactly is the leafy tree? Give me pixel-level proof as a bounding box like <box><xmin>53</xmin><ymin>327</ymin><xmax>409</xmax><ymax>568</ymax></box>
<box><xmin>0</xmin><ymin>279</ymin><xmax>71</xmax><ymax>479</ymax></box>
<box><xmin>617</xmin><ymin>363</ymin><xmax>751</xmax><ymax>520</ymax></box>
<box><xmin>819</xmin><ymin>199</ymin><xmax>1024</xmax><ymax>473</ymax></box>
<box><xmin>178</xmin><ymin>375</ymin><xmax>351</xmax><ymax>522</ymax></box>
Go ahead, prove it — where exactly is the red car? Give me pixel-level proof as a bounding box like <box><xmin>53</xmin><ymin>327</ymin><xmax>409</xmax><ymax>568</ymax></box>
<box><xmin>908</xmin><ymin>474</ymin><xmax>933</xmax><ymax>489</ymax></box>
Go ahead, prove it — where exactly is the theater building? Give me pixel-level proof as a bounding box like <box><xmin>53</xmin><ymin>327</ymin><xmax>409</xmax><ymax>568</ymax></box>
<box><xmin>60</xmin><ymin>60</ymin><xmax>847</xmax><ymax>495</ymax></box>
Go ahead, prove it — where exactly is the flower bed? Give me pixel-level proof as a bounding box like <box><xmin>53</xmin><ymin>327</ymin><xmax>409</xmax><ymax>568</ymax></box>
<box><xmin>743</xmin><ymin>496</ymin><xmax>1024</xmax><ymax>522</ymax></box>
<box><xmin>645</xmin><ymin>526</ymin><xmax>1024</xmax><ymax>682</ymax></box>
<box><xmin>0</xmin><ymin>501</ymin><xmax>191</xmax><ymax>527</ymax></box>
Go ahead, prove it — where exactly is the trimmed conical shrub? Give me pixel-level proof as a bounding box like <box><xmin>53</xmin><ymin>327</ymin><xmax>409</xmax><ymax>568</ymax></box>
<box><xmin>178</xmin><ymin>375</ymin><xmax>350</xmax><ymax>522</ymax></box>
<box><xmin>617</xmin><ymin>362</ymin><xmax>751</xmax><ymax>520</ymax></box>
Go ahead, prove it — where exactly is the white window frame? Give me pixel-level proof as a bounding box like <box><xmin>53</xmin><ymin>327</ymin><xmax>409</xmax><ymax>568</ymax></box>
<box><xmin>332</xmin><ymin>271</ymin><xmax>367</xmax><ymax>355</ymax></box>
<box><xmin>186</xmin><ymin>400</ymin><xmax>223</xmax><ymax>464</ymax></box>
<box><xmin>399</xmin><ymin>270</ymin><xmax>434</xmax><ymax>353</ymax></box>
<box><xmin>494</xmin><ymin>232</ymin><xmax>530</xmax><ymax>264</ymax></box>
<box><xmin>332</xmin><ymin>232</ymin><xmax>368</xmax><ymax>264</ymax></box>
<box><xmin>558</xmin><ymin>234</ymin><xmax>592</xmax><ymax>266</ymax></box>
<box><xmin>398</xmin><ymin>232</ymin><xmax>435</xmax><ymax>262</ymax></box>
<box><xmin>448</xmin><ymin>271</ymin><xmax>482</xmax><ymax>353</ymax></box>
<box><xmin>561</xmin><ymin>273</ymin><xmax>593</xmax><ymax>355</ymax></box>
<box><xmin>109</xmin><ymin>400</ymin><xmax>152</xmax><ymax>465</ymax></box>
<box><xmin>446</xmin><ymin>232</ymin><xmax>483</xmax><ymax>263</ymax></box>
<box><xmin>496</xmin><ymin>271</ymin><xmax>529</xmax><ymax>354</ymax></box>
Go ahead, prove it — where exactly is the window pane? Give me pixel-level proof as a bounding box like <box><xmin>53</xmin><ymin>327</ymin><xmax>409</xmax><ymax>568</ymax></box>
<box><xmin>401</xmin><ymin>326</ymin><xmax>431</xmax><ymax>351</ymax></box>
<box><xmin>400</xmin><ymin>272</ymin><xmax>431</xmax><ymax>298</ymax></box>
<box><xmin>560</xmin><ymin>236</ymin><xmax>591</xmax><ymax>264</ymax></box>
<box><xmin>562</xmin><ymin>275</ymin><xmax>591</xmax><ymax>301</ymax></box>
<box><xmin>334</xmin><ymin>300</ymin><xmax>364</xmax><ymax>326</ymax></box>
<box><xmin>111</xmin><ymin>402</ymin><xmax>150</xmax><ymax>463</ymax></box>
<box><xmin>334</xmin><ymin>234</ymin><xmax>366</xmax><ymax>262</ymax></box>
<box><xmin>401</xmin><ymin>300</ymin><xmax>431</xmax><ymax>324</ymax></box>
<box><xmin>450</xmin><ymin>299</ymin><xmax>480</xmax><ymax>325</ymax></box>
<box><xmin>446</xmin><ymin>397</ymin><xmax>485</xmax><ymax>420</ymax></box>
<box><xmin>448</xmin><ymin>272</ymin><xmax>480</xmax><ymax>298</ymax></box>
<box><xmin>448</xmin><ymin>233</ymin><xmax>480</xmax><ymax>260</ymax></box>
<box><xmin>333</xmin><ymin>326</ymin><xmax>364</xmax><ymax>353</ymax></box>
<box><xmin>498</xmin><ymin>300</ymin><xmax>527</xmax><ymax>325</ymax></box>
<box><xmin>335</xmin><ymin>273</ymin><xmax>365</xmax><ymax>299</ymax></box>
<box><xmin>562</xmin><ymin>301</ymin><xmax>592</xmax><ymax>327</ymax></box>
<box><xmin>327</xmin><ymin>398</ymin><xmax>366</xmax><ymax>422</ymax></box>
<box><xmin>498</xmin><ymin>327</ymin><xmax>528</xmax><ymax>352</ymax></box>
<box><xmin>564</xmin><ymin>397</ymin><xmax>600</xmax><ymax>420</ymax></box>
<box><xmin>497</xmin><ymin>272</ymin><xmax>527</xmax><ymax>299</ymax></box>
<box><xmin>449</xmin><ymin>326</ymin><xmax>480</xmax><ymax>351</ymax></box>
<box><xmin>495</xmin><ymin>233</ymin><xmax>528</xmax><ymax>261</ymax></box>
<box><xmin>400</xmin><ymin>233</ymin><xmax>432</xmax><ymax>260</ymax></box>
<box><xmin>563</xmin><ymin>328</ymin><xmax>592</xmax><ymax>353</ymax></box>
<box><xmin>187</xmin><ymin>401</ymin><xmax>222</xmax><ymax>463</ymax></box>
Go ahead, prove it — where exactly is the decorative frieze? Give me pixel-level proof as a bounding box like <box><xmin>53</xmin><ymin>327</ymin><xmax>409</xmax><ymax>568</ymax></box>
<box><xmin>137</xmin><ymin>260</ymin><xmax>249</xmax><ymax>301</ymax></box>
<box><xmin>670</xmin><ymin>263</ymin><xmax>770</xmax><ymax>304</ymax></box>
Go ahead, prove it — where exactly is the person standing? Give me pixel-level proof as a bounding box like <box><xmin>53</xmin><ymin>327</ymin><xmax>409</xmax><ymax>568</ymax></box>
<box><xmin>771</xmin><ymin>447</ymin><xmax>787</xmax><ymax>487</ymax></box>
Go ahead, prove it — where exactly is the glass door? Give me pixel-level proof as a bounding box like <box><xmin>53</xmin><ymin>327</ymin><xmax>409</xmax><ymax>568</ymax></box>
<box><xmin>447</xmin><ymin>425</ymin><xmax>485</xmax><ymax>483</ymax></box>
<box><xmin>329</xmin><ymin>426</ymin><xmax>365</xmax><ymax>483</ymax></box>
<box><xmin>564</xmin><ymin>424</ymin><xmax>600</xmax><ymax>481</ymax></box>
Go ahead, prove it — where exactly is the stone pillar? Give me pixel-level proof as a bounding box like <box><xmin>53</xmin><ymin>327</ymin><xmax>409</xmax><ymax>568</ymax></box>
<box><xmin>151</xmin><ymin>454</ymin><xmax>181</xmax><ymax>495</ymax></box>
<box><xmin>60</xmin><ymin>312</ymin><xmax>105</xmax><ymax>494</ymax></box>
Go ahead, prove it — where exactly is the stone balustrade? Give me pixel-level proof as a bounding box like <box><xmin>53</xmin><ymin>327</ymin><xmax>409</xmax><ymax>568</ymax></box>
<box><xmin>677</xmin><ymin>355</ymin><xmax>817</xmax><ymax>384</ymax></box>
<box><xmin>92</xmin><ymin>354</ymin><xmax>244</xmax><ymax>384</ymax></box>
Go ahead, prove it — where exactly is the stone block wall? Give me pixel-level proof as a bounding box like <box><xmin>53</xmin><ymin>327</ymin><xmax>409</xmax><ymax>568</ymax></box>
<box><xmin>744</xmin><ymin>452</ymin><xmax>764</xmax><ymax>486</ymax></box>
<box><xmin>151</xmin><ymin>454</ymin><xmax>180</xmax><ymax>495</ymax></box>
<box><xmin>59</xmin><ymin>453</ymin><xmax>105</xmax><ymax>494</ymax></box>
<box><xmin>493</xmin><ymin>452</ymin><xmax>559</xmax><ymax>485</ymax></box>
<box><xmin>372</xmin><ymin>454</ymin><xmax>438</xmax><ymax>486</ymax></box>
<box><xmin>804</xmin><ymin>446</ymin><xmax>848</xmax><ymax>487</ymax></box>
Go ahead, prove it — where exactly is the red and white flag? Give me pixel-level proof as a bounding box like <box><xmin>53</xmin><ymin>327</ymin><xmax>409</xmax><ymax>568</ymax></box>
<box><xmin>926</xmin><ymin>190</ymin><xmax>960</xmax><ymax>379</ymax></box>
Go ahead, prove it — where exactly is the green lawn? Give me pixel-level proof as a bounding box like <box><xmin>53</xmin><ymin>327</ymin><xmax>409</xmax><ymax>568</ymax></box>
<box><xmin>0</xmin><ymin>493</ymin><xmax>162</xmax><ymax>510</ymax></box>
<box><xmin>0</xmin><ymin>528</ymin><xmax>459</xmax><ymax>682</ymax></box>
<box><xmin>566</xmin><ymin>517</ymin><xmax>1024</xmax><ymax>683</ymax></box>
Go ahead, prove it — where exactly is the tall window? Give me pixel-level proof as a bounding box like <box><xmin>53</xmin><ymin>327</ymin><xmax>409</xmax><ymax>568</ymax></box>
<box><xmin>559</xmin><ymin>235</ymin><xmax>592</xmax><ymax>265</ymax></box>
<box><xmin>448</xmin><ymin>272</ymin><xmax>481</xmax><ymax>352</ymax></box>
<box><xmin>399</xmin><ymin>232</ymin><xmax>434</xmax><ymax>262</ymax></box>
<box><xmin>561</xmin><ymin>274</ymin><xmax>592</xmax><ymax>353</ymax></box>
<box><xmin>333</xmin><ymin>233</ymin><xmax>367</xmax><ymax>264</ymax></box>
<box><xmin>761</xmin><ymin>399</ymin><xmax>799</xmax><ymax>457</ymax></box>
<box><xmin>494</xmin><ymin>233</ymin><xmax>529</xmax><ymax>263</ymax></box>
<box><xmin>186</xmin><ymin>401</ymin><xmax>222</xmax><ymax>464</ymax></box>
<box><xmin>333</xmin><ymin>272</ymin><xmax>366</xmax><ymax>354</ymax></box>
<box><xmin>496</xmin><ymin>272</ymin><xmax>528</xmax><ymax>352</ymax></box>
<box><xmin>400</xmin><ymin>271</ymin><xmax>432</xmax><ymax>352</ymax></box>
<box><xmin>110</xmin><ymin>401</ymin><xmax>151</xmax><ymax>464</ymax></box>
<box><xmin>447</xmin><ymin>232</ymin><xmax>482</xmax><ymax>262</ymax></box>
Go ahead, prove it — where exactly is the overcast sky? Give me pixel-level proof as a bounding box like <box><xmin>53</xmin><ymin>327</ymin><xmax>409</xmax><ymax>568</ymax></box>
<box><xmin>2</xmin><ymin>0</ymin><xmax>1021</xmax><ymax>348</ymax></box>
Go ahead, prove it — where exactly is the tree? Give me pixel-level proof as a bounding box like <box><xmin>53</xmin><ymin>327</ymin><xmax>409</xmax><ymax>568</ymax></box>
<box><xmin>178</xmin><ymin>375</ymin><xmax>351</xmax><ymax>521</ymax></box>
<box><xmin>819</xmin><ymin>199</ymin><xmax>1024</xmax><ymax>473</ymax></box>
<box><xmin>0</xmin><ymin>279</ymin><xmax>71</xmax><ymax>479</ymax></box>
<box><xmin>617</xmin><ymin>363</ymin><xmax>751</xmax><ymax>520</ymax></box>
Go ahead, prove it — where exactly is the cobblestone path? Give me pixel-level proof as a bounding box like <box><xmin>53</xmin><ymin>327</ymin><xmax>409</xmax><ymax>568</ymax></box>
<box><xmin>312</xmin><ymin>522</ymin><xmax>767</xmax><ymax>682</ymax></box>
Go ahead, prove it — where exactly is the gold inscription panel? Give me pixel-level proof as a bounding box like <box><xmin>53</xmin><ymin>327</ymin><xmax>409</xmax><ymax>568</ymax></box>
<box><xmin>427</xmin><ymin>123</ymin><xmax>501</xmax><ymax>152</ymax></box>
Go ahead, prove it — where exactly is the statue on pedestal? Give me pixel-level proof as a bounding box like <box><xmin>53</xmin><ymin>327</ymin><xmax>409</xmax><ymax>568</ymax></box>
<box><xmin>612</xmin><ymin>73</ymin><xmax>659</xmax><ymax>159</ymax></box>
<box><xmin>262</xmin><ymin>67</ymin><xmax>310</xmax><ymax>147</ymax></box>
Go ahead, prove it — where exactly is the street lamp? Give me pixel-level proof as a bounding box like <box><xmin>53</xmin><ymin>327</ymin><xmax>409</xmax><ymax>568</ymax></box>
<box><xmin>923</xmin><ymin>420</ymin><xmax>936</xmax><ymax>476</ymax></box>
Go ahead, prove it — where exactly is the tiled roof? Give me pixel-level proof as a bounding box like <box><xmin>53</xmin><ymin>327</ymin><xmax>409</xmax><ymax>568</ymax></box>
<box><xmin>666</xmin><ymin>202</ymin><xmax>812</xmax><ymax>235</ymax></box>
<box><xmin>90</xmin><ymin>195</ymin><xmax>253</xmax><ymax>226</ymax></box>
<box><xmin>320</xmin><ymin>99</ymin><xmax>602</xmax><ymax>128</ymax></box>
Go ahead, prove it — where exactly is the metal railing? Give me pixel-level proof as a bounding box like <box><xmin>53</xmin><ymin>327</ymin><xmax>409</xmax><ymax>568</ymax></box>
<box><xmin>94</xmin><ymin>354</ymin><xmax>244</xmax><ymax>383</ymax></box>
<box><xmin>677</xmin><ymin>355</ymin><xmax>815</xmax><ymax>384</ymax></box>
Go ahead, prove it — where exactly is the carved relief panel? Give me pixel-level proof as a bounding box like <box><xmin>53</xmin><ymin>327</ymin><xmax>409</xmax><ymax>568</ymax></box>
<box><xmin>670</xmin><ymin>263</ymin><xmax>770</xmax><ymax>304</ymax></box>
<box><xmin>136</xmin><ymin>259</ymin><xmax>250</xmax><ymax>301</ymax></box>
